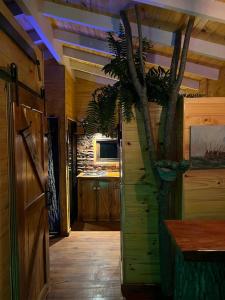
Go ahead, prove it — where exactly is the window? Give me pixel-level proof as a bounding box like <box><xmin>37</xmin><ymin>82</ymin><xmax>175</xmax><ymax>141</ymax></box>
<box><xmin>96</xmin><ymin>139</ymin><xmax>119</xmax><ymax>162</ymax></box>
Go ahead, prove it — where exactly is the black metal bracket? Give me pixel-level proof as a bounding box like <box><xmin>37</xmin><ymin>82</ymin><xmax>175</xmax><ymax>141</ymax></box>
<box><xmin>0</xmin><ymin>68</ymin><xmax>11</xmax><ymax>82</ymax></box>
<box><xmin>0</xmin><ymin>63</ymin><xmax>45</xmax><ymax>100</ymax></box>
<box><xmin>40</xmin><ymin>87</ymin><xmax>45</xmax><ymax>99</ymax></box>
<box><xmin>10</xmin><ymin>63</ymin><xmax>19</xmax><ymax>104</ymax></box>
<box><xmin>36</xmin><ymin>59</ymin><xmax>42</xmax><ymax>81</ymax></box>
<box><xmin>10</xmin><ymin>63</ymin><xmax>18</xmax><ymax>82</ymax></box>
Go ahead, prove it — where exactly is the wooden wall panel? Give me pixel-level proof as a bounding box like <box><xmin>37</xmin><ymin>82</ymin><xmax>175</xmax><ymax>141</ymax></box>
<box><xmin>45</xmin><ymin>62</ymin><xmax>77</xmax><ymax>235</ymax></box>
<box><xmin>122</xmin><ymin>185</ymin><xmax>158</xmax><ymax>234</ymax></box>
<box><xmin>0</xmin><ymin>82</ymin><xmax>10</xmax><ymax>300</ymax></box>
<box><xmin>45</xmin><ymin>60</ymin><xmax>69</xmax><ymax>234</ymax></box>
<box><xmin>0</xmin><ymin>2</ymin><xmax>43</xmax><ymax>93</ymax></box>
<box><xmin>74</xmin><ymin>78</ymin><xmax>102</xmax><ymax>121</ymax></box>
<box><xmin>65</xmin><ymin>70</ymin><xmax>76</xmax><ymax>233</ymax></box>
<box><xmin>122</xmin><ymin>104</ymin><xmax>161</xmax><ymax>185</ymax></box>
<box><xmin>121</xmin><ymin>104</ymin><xmax>161</xmax><ymax>284</ymax></box>
<box><xmin>45</xmin><ymin>60</ymin><xmax>65</xmax><ymax>117</ymax></box>
<box><xmin>200</xmin><ymin>67</ymin><xmax>225</xmax><ymax>97</ymax></box>
<box><xmin>183</xmin><ymin>97</ymin><xmax>225</xmax><ymax>219</ymax></box>
<box><xmin>65</xmin><ymin>70</ymin><xmax>76</xmax><ymax>120</ymax></box>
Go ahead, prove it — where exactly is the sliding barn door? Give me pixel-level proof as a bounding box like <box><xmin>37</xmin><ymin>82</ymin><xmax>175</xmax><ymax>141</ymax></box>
<box><xmin>14</xmin><ymin>85</ymin><xmax>49</xmax><ymax>300</ymax></box>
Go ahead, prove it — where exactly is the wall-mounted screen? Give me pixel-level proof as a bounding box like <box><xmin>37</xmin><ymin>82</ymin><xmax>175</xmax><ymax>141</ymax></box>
<box><xmin>96</xmin><ymin>139</ymin><xmax>119</xmax><ymax>162</ymax></box>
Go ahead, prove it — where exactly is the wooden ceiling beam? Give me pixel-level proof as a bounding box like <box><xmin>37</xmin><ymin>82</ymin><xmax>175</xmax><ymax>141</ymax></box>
<box><xmin>63</xmin><ymin>47</ymin><xmax>110</xmax><ymax>66</ymax></box>
<box><xmin>132</xmin><ymin>0</ymin><xmax>225</xmax><ymax>24</ymax></box>
<box><xmin>74</xmin><ymin>70</ymin><xmax>117</xmax><ymax>86</ymax></box>
<box><xmin>73</xmin><ymin>69</ymin><xmax>199</xmax><ymax>90</ymax></box>
<box><xmin>42</xmin><ymin>0</ymin><xmax>120</xmax><ymax>32</ymax></box>
<box><xmin>42</xmin><ymin>0</ymin><xmax>225</xmax><ymax>61</ymax></box>
<box><xmin>16</xmin><ymin>0</ymin><xmax>63</xmax><ymax>63</ymax></box>
<box><xmin>70</xmin><ymin>59</ymin><xmax>111</xmax><ymax>79</ymax></box>
<box><xmin>61</xmin><ymin>37</ymin><xmax>219</xmax><ymax>80</ymax></box>
<box><xmin>69</xmin><ymin>57</ymin><xmax>199</xmax><ymax>90</ymax></box>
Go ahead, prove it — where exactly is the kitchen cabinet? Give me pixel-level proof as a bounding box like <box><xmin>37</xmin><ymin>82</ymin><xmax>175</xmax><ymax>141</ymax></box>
<box><xmin>110</xmin><ymin>180</ymin><xmax>120</xmax><ymax>221</ymax></box>
<box><xmin>79</xmin><ymin>179</ymin><xmax>97</xmax><ymax>221</ymax></box>
<box><xmin>97</xmin><ymin>180</ymin><xmax>110</xmax><ymax>221</ymax></box>
<box><xmin>78</xmin><ymin>177</ymin><xmax>120</xmax><ymax>221</ymax></box>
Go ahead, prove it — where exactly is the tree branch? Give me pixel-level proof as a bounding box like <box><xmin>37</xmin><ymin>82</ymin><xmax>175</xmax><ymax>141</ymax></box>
<box><xmin>170</xmin><ymin>29</ymin><xmax>182</xmax><ymax>85</ymax></box>
<box><xmin>164</xmin><ymin>17</ymin><xmax>195</xmax><ymax>159</ymax></box>
<box><xmin>135</xmin><ymin>5</ymin><xmax>145</xmax><ymax>85</ymax></box>
<box><xmin>175</xmin><ymin>16</ymin><xmax>195</xmax><ymax>90</ymax></box>
<box><xmin>121</xmin><ymin>9</ymin><xmax>158</xmax><ymax>168</ymax></box>
<box><xmin>120</xmin><ymin>10</ymin><xmax>143</xmax><ymax>96</ymax></box>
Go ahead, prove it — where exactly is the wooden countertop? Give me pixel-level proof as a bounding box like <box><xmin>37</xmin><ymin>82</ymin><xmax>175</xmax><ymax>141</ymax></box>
<box><xmin>166</xmin><ymin>220</ymin><xmax>225</xmax><ymax>261</ymax></box>
<box><xmin>77</xmin><ymin>171</ymin><xmax>120</xmax><ymax>179</ymax></box>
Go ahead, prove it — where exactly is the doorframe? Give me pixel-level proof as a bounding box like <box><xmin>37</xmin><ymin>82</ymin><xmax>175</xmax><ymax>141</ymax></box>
<box><xmin>47</xmin><ymin>116</ymin><xmax>61</xmax><ymax>234</ymax></box>
<box><xmin>66</xmin><ymin>118</ymin><xmax>77</xmax><ymax>227</ymax></box>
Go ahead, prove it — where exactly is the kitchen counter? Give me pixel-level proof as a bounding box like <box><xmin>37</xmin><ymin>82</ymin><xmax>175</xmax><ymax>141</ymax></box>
<box><xmin>77</xmin><ymin>171</ymin><xmax>120</xmax><ymax>179</ymax></box>
<box><xmin>77</xmin><ymin>172</ymin><xmax>120</xmax><ymax>221</ymax></box>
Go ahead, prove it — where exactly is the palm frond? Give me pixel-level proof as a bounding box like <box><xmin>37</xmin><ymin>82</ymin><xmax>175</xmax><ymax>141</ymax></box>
<box><xmin>85</xmin><ymin>84</ymin><xmax>119</xmax><ymax>137</ymax></box>
<box><xmin>146</xmin><ymin>66</ymin><xmax>171</xmax><ymax>106</ymax></box>
<box><xmin>85</xmin><ymin>23</ymin><xmax>173</xmax><ymax>137</ymax></box>
<box><xmin>103</xmin><ymin>56</ymin><xmax>129</xmax><ymax>80</ymax></box>
<box><xmin>118</xmin><ymin>83</ymin><xmax>136</xmax><ymax>122</ymax></box>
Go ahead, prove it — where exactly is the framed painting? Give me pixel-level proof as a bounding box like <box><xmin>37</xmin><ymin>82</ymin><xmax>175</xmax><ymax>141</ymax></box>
<box><xmin>190</xmin><ymin>125</ymin><xmax>225</xmax><ymax>169</ymax></box>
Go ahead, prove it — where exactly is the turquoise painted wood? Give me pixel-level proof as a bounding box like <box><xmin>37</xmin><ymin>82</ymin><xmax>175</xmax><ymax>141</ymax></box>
<box><xmin>174</xmin><ymin>251</ymin><xmax>225</xmax><ymax>300</ymax></box>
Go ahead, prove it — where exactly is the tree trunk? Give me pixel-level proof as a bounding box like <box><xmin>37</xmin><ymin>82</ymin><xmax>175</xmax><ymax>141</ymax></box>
<box><xmin>120</xmin><ymin>8</ymin><xmax>195</xmax><ymax>298</ymax></box>
<box><xmin>164</xmin><ymin>89</ymin><xmax>178</xmax><ymax>159</ymax></box>
<box><xmin>139</xmin><ymin>91</ymin><xmax>158</xmax><ymax>174</ymax></box>
<box><xmin>158</xmin><ymin>180</ymin><xmax>175</xmax><ymax>297</ymax></box>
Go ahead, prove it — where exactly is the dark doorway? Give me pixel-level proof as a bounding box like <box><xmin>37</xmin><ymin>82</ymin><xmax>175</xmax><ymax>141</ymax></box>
<box><xmin>47</xmin><ymin>117</ymin><xmax>60</xmax><ymax>234</ymax></box>
<box><xmin>67</xmin><ymin>120</ymin><xmax>77</xmax><ymax>226</ymax></box>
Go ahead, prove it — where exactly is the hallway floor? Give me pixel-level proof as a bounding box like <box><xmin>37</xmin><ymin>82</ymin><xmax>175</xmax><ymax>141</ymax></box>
<box><xmin>72</xmin><ymin>221</ymin><xmax>120</xmax><ymax>231</ymax></box>
<box><xmin>47</xmin><ymin>231</ymin><xmax>123</xmax><ymax>299</ymax></box>
<box><xmin>47</xmin><ymin>230</ymin><xmax>161</xmax><ymax>299</ymax></box>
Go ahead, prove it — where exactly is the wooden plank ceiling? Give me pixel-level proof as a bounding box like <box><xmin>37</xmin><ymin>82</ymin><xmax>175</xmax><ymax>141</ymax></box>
<box><xmin>9</xmin><ymin>0</ymin><xmax>225</xmax><ymax>89</ymax></box>
<box><xmin>50</xmin><ymin>0</ymin><xmax>225</xmax><ymax>46</ymax></box>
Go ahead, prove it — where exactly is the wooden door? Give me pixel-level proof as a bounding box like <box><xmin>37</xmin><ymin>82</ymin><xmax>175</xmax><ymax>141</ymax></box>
<box><xmin>97</xmin><ymin>180</ymin><xmax>110</xmax><ymax>221</ymax></box>
<box><xmin>14</xmin><ymin>86</ymin><xmax>49</xmax><ymax>300</ymax></box>
<box><xmin>110</xmin><ymin>180</ymin><xmax>121</xmax><ymax>221</ymax></box>
<box><xmin>80</xmin><ymin>179</ymin><xmax>97</xmax><ymax>221</ymax></box>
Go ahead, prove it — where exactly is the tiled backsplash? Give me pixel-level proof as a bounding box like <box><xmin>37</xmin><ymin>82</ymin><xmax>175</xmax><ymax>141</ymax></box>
<box><xmin>77</xmin><ymin>134</ymin><xmax>119</xmax><ymax>174</ymax></box>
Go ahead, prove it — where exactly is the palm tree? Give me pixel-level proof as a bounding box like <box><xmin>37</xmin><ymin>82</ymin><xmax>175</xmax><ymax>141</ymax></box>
<box><xmin>85</xmin><ymin>5</ymin><xmax>195</xmax><ymax>297</ymax></box>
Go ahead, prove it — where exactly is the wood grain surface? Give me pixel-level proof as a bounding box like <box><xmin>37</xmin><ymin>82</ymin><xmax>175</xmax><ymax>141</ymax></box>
<box><xmin>121</xmin><ymin>105</ymin><xmax>160</xmax><ymax>284</ymax></box>
<box><xmin>0</xmin><ymin>80</ymin><xmax>11</xmax><ymax>300</ymax></box>
<box><xmin>182</xmin><ymin>97</ymin><xmax>225</xmax><ymax>220</ymax></box>
<box><xmin>47</xmin><ymin>231</ymin><xmax>162</xmax><ymax>299</ymax></box>
<box><xmin>166</xmin><ymin>220</ymin><xmax>225</xmax><ymax>261</ymax></box>
<box><xmin>47</xmin><ymin>231</ymin><xmax>124</xmax><ymax>299</ymax></box>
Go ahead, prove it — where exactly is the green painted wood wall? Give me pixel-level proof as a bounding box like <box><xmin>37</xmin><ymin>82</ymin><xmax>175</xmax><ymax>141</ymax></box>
<box><xmin>121</xmin><ymin>104</ymin><xmax>161</xmax><ymax>284</ymax></box>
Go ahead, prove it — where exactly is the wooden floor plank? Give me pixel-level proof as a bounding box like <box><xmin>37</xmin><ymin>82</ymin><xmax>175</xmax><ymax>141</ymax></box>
<box><xmin>47</xmin><ymin>231</ymin><xmax>123</xmax><ymax>300</ymax></box>
<box><xmin>47</xmin><ymin>229</ymin><xmax>162</xmax><ymax>299</ymax></box>
<box><xmin>71</xmin><ymin>221</ymin><xmax>120</xmax><ymax>231</ymax></box>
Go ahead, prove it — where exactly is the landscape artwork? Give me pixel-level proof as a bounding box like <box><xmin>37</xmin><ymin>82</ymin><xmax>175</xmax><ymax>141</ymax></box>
<box><xmin>190</xmin><ymin>125</ymin><xmax>225</xmax><ymax>169</ymax></box>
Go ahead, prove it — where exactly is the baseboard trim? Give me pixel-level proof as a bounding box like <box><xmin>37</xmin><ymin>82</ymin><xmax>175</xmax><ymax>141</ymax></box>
<box><xmin>60</xmin><ymin>226</ymin><xmax>71</xmax><ymax>237</ymax></box>
<box><xmin>121</xmin><ymin>283</ymin><xmax>163</xmax><ymax>299</ymax></box>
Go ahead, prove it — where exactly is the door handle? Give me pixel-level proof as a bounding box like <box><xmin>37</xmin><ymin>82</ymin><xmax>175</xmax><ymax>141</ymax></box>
<box><xmin>93</xmin><ymin>186</ymin><xmax>97</xmax><ymax>191</ymax></box>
